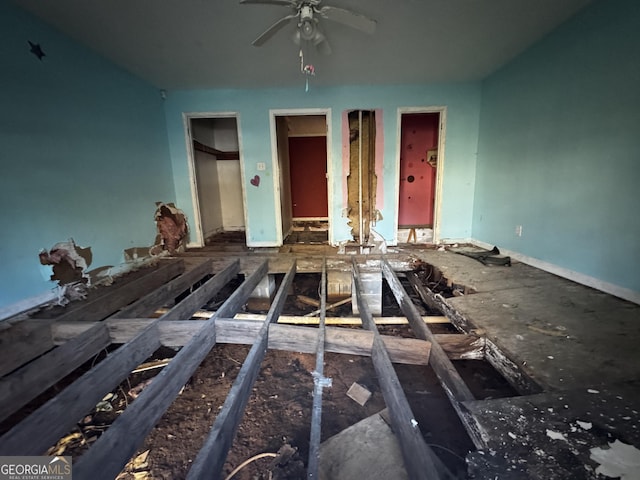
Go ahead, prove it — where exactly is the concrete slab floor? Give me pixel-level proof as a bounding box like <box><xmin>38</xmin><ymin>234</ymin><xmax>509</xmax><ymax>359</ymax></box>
<box><xmin>410</xmin><ymin>248</ymin><xmax>640</xmax><ymax>479</ymax></box>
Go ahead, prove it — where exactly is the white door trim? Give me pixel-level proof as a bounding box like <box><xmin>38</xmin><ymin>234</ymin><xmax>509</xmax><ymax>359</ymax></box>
<box><xmin>269</xmin><ymin>108</ymin><xmax>332</xmax><ymax>245</ymax></box>
<box><xmin>182</xmin><ymin>111</ymin><xmax>246</xmax><ymax>248</ymax></box>
<box><xmin>394</xmin><ymin>106</ymin><xmax>447</xmax><ymax>244</ymax></box>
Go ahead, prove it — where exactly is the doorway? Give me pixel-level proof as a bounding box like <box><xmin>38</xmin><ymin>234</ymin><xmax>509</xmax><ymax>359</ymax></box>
<box><xmin>271</xmin><ymin>111</ymin><xmax>330</xmax><ymax>244</ymax></box>
<box><xmin>397</xmin><ymin>109</ymin><xmax>445</xmax><ymax>243</ymax></box>
<box><xmin>186</xmin><ymin>115</ymin><xmax>246</xmax><ymax>246</ymax></box>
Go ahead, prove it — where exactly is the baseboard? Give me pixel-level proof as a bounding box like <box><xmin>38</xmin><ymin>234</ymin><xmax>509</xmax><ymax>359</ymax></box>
<box><xmin>469</xmin><ymin>238</ymin><xmax>640</xmax><ymax>305</ymax></box>
<box><xmin>246</xmin><ymin>241</ymin><xmax>281</xmax><ymax>248</ymax></box>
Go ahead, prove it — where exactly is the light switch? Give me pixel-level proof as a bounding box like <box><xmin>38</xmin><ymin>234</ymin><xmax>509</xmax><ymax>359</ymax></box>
<box><xmin>257</xmin><ymin>162</ymin><xmax>266</xmax><ymax>171</ymax></box>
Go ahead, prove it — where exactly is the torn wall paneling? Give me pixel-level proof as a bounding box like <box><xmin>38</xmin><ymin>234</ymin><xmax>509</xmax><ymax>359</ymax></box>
<box><xmin>347</xmin><ymin>110</ymin><xmax>377</xmax><ymax>244</ymax></box>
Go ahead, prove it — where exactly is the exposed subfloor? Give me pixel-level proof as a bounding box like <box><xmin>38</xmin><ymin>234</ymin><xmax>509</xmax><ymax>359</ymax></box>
<box><xmin>2</xmin><ymin>244</ymin><xmax>639</xmax><ymax>479</ymax></box>
<box><xmin>406</xmin><ymin>247</ymin><xmax>640</xmax><ymax>478</ymax></box>
<box><xmin>174</xmin><ymin>245</ymin><xmax>640</xmax><ymax>478</ymax></box>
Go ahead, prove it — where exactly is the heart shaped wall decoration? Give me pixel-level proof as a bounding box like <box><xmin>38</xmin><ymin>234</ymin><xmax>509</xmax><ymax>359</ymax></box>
<box><xmin>250</xmin><ymin>175</ymin><xmax>260</xmax><ymax>187</ymax></box>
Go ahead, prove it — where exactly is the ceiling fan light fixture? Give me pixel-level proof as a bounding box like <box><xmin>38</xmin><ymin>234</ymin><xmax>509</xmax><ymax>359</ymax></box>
<box><xmin>300</xmin><ymin>19</ymin><xmax>315</xmax><ymax>40</ymax></box>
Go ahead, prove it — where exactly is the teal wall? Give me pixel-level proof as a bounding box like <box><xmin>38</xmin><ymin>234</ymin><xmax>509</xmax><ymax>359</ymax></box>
<box><xmin>0</xmin><ymin>2</ymin><xmax>175</xmax><ymax>308</ymax></box>
<box><xmin>164</xmin><ymin>83</ymin><xmax>481</xmax><ymax>246</ymax></box>
<box><xmin>473</xmin><ymin>0</ymin><xmax>640</xmax><ymax>294</ymax></box>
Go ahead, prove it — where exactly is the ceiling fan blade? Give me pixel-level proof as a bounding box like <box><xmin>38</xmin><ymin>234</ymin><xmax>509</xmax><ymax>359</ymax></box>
<box><xmin>239</xmin><ymin>0</ymin><xmax>297</xmax><ymax>6</ymax></box>
<box><xmin>252</xmin><ymin>14</ymin><xmax>298</xmax><ymax>46</ymax></box>
<box><xmin>319</xmin><ymin>6</ymin><xmax>377</xmax><ymax>35</ymax></box>
<box><xmin>313</xmin><ymin>26</ymin><xmax>332</xmax><ymax>55</ymax></box>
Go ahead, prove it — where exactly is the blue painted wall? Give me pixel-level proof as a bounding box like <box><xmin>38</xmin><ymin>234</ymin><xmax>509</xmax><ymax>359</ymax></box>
<box><xmin>474</xmin><ymin>0</ymin><xmax>640</xmax><ymax>294</ymax></box>
<box><xmin>164</xmin><ymin>83</ymin><xmax>481</xmax><ymax>246</ymax></box>
<box><xmin>0</xmin><ymin>2</ymin><xmax>175</xmax><ymax>308</ymax></box>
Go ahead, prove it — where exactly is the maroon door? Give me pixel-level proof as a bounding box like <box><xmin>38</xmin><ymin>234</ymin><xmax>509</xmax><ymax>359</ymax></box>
<box><xmin>398</xmin><ymin>113</ymin><xmax>439</xmax><ymax>227</ymax></box>
<box><xmin>288</xmin><ymin>136</ymin><xmax>328</xmax><ymax>218</ymax></box>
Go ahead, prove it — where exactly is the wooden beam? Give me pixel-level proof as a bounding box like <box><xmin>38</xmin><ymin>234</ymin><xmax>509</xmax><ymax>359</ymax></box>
<box><xmin>0</xmin><ymin>320</ymin><xmax>52</xmax><ymax>377</ymax></box>
<box><xmin>154</xmin><ymin>310</ymin><xmax>450</xmax><ymax>325</ymax></box>
<box><xmin>52</xmin><ymin>320</ymin><xmax>483</xmax><ymax>364</ymax></box>
<box><xmin>397</xmin><ymin>267</ymin><xmax>488</xmax><ymax>449</ymax></box>
<box><xmin>0</xmin><ymin>322</ymin><xmax>110</xmax><ymax>423</ymax></box>
<box><xmin>308</xmin><ymin>258</ymin><xmax>328</xmax><ymax>479</ymax></box>
<box><xmin>353</xmin><ymin>259</ymin><xmax>455</xmax><ymax>480</ymax></box>
<box><xmin>0</xmin><ymin>259</ymin><xmax>240</xmax><ymax>457</ymax></box>
<box><xmin>188</xmin><ymin>262</ymin><xmax>297</xmax><ymax>479</ymax></box>
<box><xmin>383</xmin><ymin>261</ymin><xmax>475</xmax><ymax>400</ymax></box>
<box><xmin>72</xmin><ymin>260</ymin><xmax>266</xmax><ymax>480</ymax></box>
<box><xmin>0</xmin><ymin>259</ymin><xmax>217</xmax><ymax>424</ymax></box>
<box><xmin>50</xmin><ymin>259</ymin><xmax>185</xmax><ymax>324</ymax></box>
<box><xmin>113</xmin><ymin>258</ymin><xmax>213</xmax><ymax>318</ymax></box>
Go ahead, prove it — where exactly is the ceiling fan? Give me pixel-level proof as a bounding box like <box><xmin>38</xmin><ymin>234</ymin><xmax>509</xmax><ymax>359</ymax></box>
<box><xmin>239</xmin><ymin>0</ymin><xmax>377</xmax><ymax>55</ymax></box>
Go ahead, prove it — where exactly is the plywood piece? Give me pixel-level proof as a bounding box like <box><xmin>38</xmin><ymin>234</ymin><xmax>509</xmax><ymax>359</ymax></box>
<box><xmin>346</xmin><ymin>382</ymin><xmax>372</xmax><ymax>406</ymax></box>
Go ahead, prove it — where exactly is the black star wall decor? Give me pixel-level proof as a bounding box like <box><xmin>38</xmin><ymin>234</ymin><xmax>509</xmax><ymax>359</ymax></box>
<box><xmin>28</xmin><ymin>41</ymin><xmax>46</xmax><ymax>60</ymax></box>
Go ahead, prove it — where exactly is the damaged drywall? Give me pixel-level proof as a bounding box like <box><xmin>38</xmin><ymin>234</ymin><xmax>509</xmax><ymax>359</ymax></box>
<box><xmin>39</xmin><ymin>238</ymin><xmax>92</xmax><ymax>286</ymax></box>
<box><xmin>152</xmin><ymin>202</ymin><xmax>188</xmax><ymax>254</ymax></box>
<box><xmin>346</xmin><ymin>110</ymin><xmax>377</xmax><ymax>244</ymax></box>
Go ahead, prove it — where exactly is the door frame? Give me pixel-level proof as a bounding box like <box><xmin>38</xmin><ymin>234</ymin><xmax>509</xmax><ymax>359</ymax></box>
<box><xmin>269</xmin><ymin>108</ymin><xmax>332</xmax><ymax>245</ymax></box>
<box><xmin>183</xmin><ymin>111</ymin><xmax>247</xmax><ymax>247</ymax></box>
<box><xmin>394</xmin><ymin>106</ymin><xmax>447</xmax><ymax>244</ymax></box>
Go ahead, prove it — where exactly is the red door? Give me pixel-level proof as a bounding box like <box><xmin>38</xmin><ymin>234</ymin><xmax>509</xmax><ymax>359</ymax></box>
<box><xmin>398</xmin><ymin>113</ymin><xmax>439</xmax><ymax>227</ymax></box>
<box><xmin>288</xmin><ymin>136</ymin><xmax>328</xmax><ymax>218</ymax></box>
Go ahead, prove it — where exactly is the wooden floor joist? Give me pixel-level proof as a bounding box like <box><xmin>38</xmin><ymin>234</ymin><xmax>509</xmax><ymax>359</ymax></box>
<box><xmin>1</xmin><ymin>253</ymin><xmax>495</xmax><ymax>479</ymax></box>
<box><xmin>0</xmin><ymin>259</ymin><xmax>241</xmax><ymax>459</ymax></box>
<box><xmin>0</xmin><ymin>259</ymin><xmax>215</xmax><ymax>423</ymax></box>
<box><xmin>187</xmin><ymin>261</ymin><xmax>297</xmax><ymax>479</ymax></box>
<box><xmin>352</xmin><ymin>259</ymin><xmax>455</xmax><ymax>480</ymax></box>
<box><xmin>385</xmin><ymin>262</ymin><xmax>488</xmax><ymax>449</ymax></box>
<box><xmin>153</xmin><ymin>309</ymin><xmax>450</xmax><ymax>325</ymax></box>
<box><xmin>51</xmin><ymin>319</ymin><xmax>484</xmax><ymax>364</ymax></box>
<box><xmin>308</xmin><ymin>258</ymin><xmax>328</xmax><ymax>479</ymax></box>
<box><xmin>0</xmin><ymin>260</ymin><xmax>184</xmax><ymax>380</ymax></box>
<box><xmin>72</xmin><ymin>259</ymin><xmax>265</xmax><ymax>480</ymax></box>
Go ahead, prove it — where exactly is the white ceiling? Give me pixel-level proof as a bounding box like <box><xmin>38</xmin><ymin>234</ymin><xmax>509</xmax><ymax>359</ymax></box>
<box><xmin>12</xmin><ymin>0</ymin><xmax>594</xmax><ymax>90</ymax></box>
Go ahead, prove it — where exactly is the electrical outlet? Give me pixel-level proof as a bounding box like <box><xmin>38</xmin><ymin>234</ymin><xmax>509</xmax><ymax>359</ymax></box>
<box><xmin>257</xmin><ymin>162</ymin><xmax>266</xmax><ymax>171</ymax></box>
<box><xmin>515</xmin><ymin>225</ymin><xmax>523</xmax><ymax>237</ymax></box>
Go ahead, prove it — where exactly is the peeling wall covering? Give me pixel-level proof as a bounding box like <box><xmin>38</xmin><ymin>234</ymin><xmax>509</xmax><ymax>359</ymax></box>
<box><xmin>153</xmin><ymin>202</ymin><xmax>188</xmax><ymax>254</ymax></box>
<box><xmin>0</xmin><ymin>3</ymin><xmax>175</xmax><ymax>309</ymax></box>
<box><xmin>39</xmin><ymin>239</ymin><xmax>92</xmax><ymax>286</ymax></box>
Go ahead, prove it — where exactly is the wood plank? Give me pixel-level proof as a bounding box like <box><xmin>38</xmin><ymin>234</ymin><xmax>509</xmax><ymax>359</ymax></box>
<box><xmin>155</xmin><ymin>310</ymin><xmax>450</xmax><ymax>325</ymax></box>
<box><xmin>353</xmin><ymin>259</ymin><xmax>454</xmax><ymax>480</ymax></box>
<box><xmin>50</xmin><ymin>259</ymin><xmax>185</xmax><ymax>323</ymax></box>
<box><xmin>397</xmin><ymin>266</ymin><xmax>488</xmax><ymax>449</ymax></box>
<box><xmin>53</xmin><ymin>320</ymin><xmax>482</xmax><ymax>364</ymax></box>
<box><xmin>188</xmin><ymin>262</ymin><xmax>297</xmax><ymax>479</ymax></box>
<box><xmin>113</xmin><ymin>258</ymin><xmax>213</xmax><ymax>318</ymax></box>
<box><xmin>384</xmin><ymin>262</ymin><xmax>476</xmax><ymax>402</ymax></box>
<box><xmin>0</xmin><ymin>259</ymin><xmax>240</xmax><ymax>457</ymax></box>
<box><xmin>0</xmin><ymin>322</ymin><xmax>111</xmax><ymax>423</ymax></box>
<box><xmin>0</xmin><ymin>259</ymin><xmax>218</xmax><ymax>423</ymax></box>
<box><xmin>72</xmin><ymin>260</ymin><xmax>265</xmax><ymax>480</ymax></box>
<box><xmin>0</xmin><ymin>320</ymin><xmax>53</xmax><ymax>377</ymax></box>
<box><xmin>308</xmin><ymin>258</ymin><xmax>328</xmax><ymax>479</ymax></box>
<box><xmin>404</xmin><ymin>270</ymin><xmax>475</xmax><ymax>331</ymax></box>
